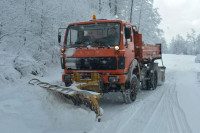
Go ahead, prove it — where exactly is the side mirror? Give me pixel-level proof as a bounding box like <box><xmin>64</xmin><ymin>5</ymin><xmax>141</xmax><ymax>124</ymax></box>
<box><xmin>58</xmin><ymin>32</ymin><xmax>61</xmax><ymax>43</ymax></box>
<box><xmin>125</xmin><ymin>27</ymin><xmax>131</xmax><ymax>40</ymax></box>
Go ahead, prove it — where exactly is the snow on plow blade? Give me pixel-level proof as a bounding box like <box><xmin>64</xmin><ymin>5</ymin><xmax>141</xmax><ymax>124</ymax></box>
<box><xmin>28</xmin><ymin>78</ymin><xmax>102</xmax><ymax>122</ymax></box>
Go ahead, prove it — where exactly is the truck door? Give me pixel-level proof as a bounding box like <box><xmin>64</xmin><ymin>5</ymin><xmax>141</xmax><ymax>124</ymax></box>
<box><xmin>123</xmin><ymin>25</ymin><xmax>135</xmax><ymax>72</ymax></box>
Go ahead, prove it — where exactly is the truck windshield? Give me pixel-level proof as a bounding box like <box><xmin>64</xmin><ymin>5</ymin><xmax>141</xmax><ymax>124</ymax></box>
<box><xmin>65</xmin><ymin>22</ymin><xmax>121</xmax><ymax>47</ymax></box>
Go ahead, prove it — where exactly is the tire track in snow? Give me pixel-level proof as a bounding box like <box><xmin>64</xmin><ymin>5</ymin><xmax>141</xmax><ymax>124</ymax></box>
<box><xmin>117</xmin><ymin>71</ymin><xmax>177</xmax><ymax>133</ymax></box>
<box><xmin>116</xmin><ymin>86</ymin><xmax>167</xmax><ymax>133</ymax></box>
<box><xmin>93</xmin><ymin>72</ymin><xmax>171</xmax><ymax>133</ymax></box>
<box><xmin>93</xmin><ymin>70</ymin><xmax>192</xmax><ymax>133</ymax></box>
<box><xmin>142</xmin><ymin>71</ymin><xmax>192</xmax><ymax>133</ymax></box>
<box><xmin>169</xmin><ymin>83</ymin><xmax>192</xmax><ymax>133</ymax></box>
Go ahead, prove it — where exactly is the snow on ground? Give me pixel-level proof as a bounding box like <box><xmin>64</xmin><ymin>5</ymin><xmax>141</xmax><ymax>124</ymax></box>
<box><xmin>0</xmin><ymin>54</ymin><xmax>200</xmax><ymax>133</ymax></box>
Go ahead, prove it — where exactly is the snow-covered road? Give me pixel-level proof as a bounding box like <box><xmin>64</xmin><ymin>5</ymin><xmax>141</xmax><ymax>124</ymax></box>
<box><xmin>90</xmin><ymin>69</ymin><xmax>191</xmax><ymax>133</ymax></box>
<box><xmin>0</xmin><ymin>54</ymin><xmax>200</xmax><ymax>133</ymax></box>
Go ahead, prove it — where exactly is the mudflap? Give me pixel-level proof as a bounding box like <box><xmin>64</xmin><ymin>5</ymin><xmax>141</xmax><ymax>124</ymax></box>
<box><xmin>29</xmin><ymin>78</ymin><xmax>102</xmax><ymax>122</ymax></box>
<box><xmin>157</xmin><ymin>66</ymin><xmax>166</xmax><ymax>86</ymax></box>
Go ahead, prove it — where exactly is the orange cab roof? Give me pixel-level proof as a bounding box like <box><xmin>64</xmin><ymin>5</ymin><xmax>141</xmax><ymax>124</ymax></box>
<box><xmin>69</xmin><ymin>19</ymin><xmax>132</xmax><ymax>26</ymax></box>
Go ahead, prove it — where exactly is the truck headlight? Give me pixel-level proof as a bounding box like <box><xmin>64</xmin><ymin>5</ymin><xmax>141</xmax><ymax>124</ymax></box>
<box><xmin>115</xmin><ymin>46</ymin><xmax>119</xmax><ymax>51</ymax></box>
<box><xmin>108</xmin><ymin>76</ymin><xmax>119</xmax><ymax>82</ymax></box>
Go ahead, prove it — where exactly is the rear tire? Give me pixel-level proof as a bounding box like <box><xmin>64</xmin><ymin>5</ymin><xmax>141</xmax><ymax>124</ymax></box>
<box><xmin>141</xmin><ymin>69</ymin><xmax>148</xmax><ymax>90</ymax></box>
<box><xmin>147</xmin><ymin>70</ymin><xmax>158</xmax><ymax>90</ymax></box>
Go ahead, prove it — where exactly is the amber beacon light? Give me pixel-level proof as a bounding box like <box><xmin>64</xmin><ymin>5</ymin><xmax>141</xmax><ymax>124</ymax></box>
<box><xmin>93</xmin><ymin>15</ymin><xmax>96</xmax><ymax>20</ymax></box>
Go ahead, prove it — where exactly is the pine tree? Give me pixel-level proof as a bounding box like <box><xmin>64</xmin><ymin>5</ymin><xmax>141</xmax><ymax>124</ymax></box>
<box><xmin>169</xmin><ymin>35</ymin><xmax>187</xmax><ymax>54</ymax></box>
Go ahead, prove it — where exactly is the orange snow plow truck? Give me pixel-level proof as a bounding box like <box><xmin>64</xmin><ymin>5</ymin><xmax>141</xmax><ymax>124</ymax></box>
<box><xmin>29</xmin><ymin>16</ymin><xmax>165</xmax><ymax>122</ymax></box>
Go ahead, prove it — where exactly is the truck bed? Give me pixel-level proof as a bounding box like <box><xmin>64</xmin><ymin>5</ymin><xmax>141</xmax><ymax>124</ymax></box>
<box><xmin>142</xmin><ymin>44</ymin><xmax>161</xmax><ymax>60</ymax></box>
<box><xmin>134</xmin><ymin>33</ymin><xmax>162</xmax><ymax>62</ymax></box>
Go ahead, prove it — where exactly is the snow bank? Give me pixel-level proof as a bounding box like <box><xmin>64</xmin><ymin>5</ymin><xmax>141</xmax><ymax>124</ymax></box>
<box><xmin>0</xmin><ymin>51</ymin><xmax>21</xmax><ymax>85</ymax></box>
<box><xmin>13</xmin><ymin>53</ymin><xmax>47</xmax><ymax>77</ymax></box>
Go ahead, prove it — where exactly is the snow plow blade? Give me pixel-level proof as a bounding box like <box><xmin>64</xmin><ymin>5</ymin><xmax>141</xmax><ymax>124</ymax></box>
<box><xmin>28</xmin><ymin>78</ymin><xmax>102</xmax><ymax>122</ymax></box>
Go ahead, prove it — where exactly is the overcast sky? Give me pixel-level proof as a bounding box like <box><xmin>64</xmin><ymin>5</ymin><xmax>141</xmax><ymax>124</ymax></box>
<box><xmin>153</xmin><ymin>0</ymin><xmax>200</xmax><ymax>43</ymax></box>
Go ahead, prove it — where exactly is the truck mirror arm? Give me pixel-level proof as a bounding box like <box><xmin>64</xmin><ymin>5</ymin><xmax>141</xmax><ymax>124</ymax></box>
<box><xmin>58</xmin><ymin>32</ymin><xmax>61</xmax><ymax>44</ymax></box>
<box><xmin>58</xmin><ymin>28</ymin><xmax>68</xmax><ymax>46</ymax></box>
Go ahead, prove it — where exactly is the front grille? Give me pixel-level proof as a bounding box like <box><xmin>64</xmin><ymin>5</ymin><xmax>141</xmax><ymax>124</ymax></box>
<box><xmin>118</xmin><ymin>56</ymin><xmax>125</xmax><ymax>69</ymax></box>
<box><xmin>66</xmin><ymin>57</ymin><xmax>117</xmax><ymax>70</ymax></box>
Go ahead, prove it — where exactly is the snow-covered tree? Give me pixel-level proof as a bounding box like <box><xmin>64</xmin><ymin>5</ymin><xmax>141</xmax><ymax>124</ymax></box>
<box><xmin>160</xmin><ymin>37</ymin><xmax>168</xmax><ymax>53</ymax></box>
<box><xmin>0</xmin><ymin>0</ymin><xmax>166</xmax><ymax>77</ymax></box>
<box><xmin>169</xmin><ymin>35</ymin><xmax>187</xmax><ymax>54</ymax></box>
<box><xmin>186</xmin><ymin>29</ymin><xmax>197</xmax><ymax>55</ymax></box>
<box><xmin>114</xmin><ymin>0</ymin><xmax>165</xmax><ymax>44</ymax></box>
<box><xmin>196</xmin><ymin>34</ymin><xmax>200</xmax><ymax>55</ymax></box>
<box><xmin>168</xmin><ymin>28</ymin><xmax>200</xmax><ymax>55</ymax></box>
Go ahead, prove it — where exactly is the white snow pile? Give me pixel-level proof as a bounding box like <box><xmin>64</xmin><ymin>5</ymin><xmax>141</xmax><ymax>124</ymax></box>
<box><xmin>0</xmin><ymin>51</ymin><xmax>21</xmax><ymax>84</ymax></box>
<box><xmin>0</xmin><ymin>42</ymin><xmax>60</xmax><ymax>84</ymax></box>
<box><xmin>0</xmin><ymin>50</ymin><xmax>47</xmax><ymax>84</ymax></box>
<box><xmin>13</xmin><ymin>53</ymin><xmax>47</xmax><ymax>77</ymax></box>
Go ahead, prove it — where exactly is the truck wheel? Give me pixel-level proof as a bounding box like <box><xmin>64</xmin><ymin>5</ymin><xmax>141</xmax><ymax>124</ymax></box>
<box><xmin>147</xmin><ymin>70</ymin><xmax>158</xmax><ymax>90</ymax></box>
<box><xmin>123</xmin><ymin>76</ymin><xmax>139</xmax><ymax>103</ymax></box>
<box><xmin>65</xmin><ymin>81</ymin><xmax>72</xmax><ymax>87</ymax></box>
<box><xmin>141</xmin><ymin>70</ymin><xmax>148</xmax><ymax>90</ymax></box>
<box><xmin>141</xmin><ymin>80</ymin><xmax>147</xmax><ymax>90</ymax></box>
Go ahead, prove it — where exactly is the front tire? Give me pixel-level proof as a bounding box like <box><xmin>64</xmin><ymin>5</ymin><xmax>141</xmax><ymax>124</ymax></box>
<box><xmin>123</xmin><ymin>76</ymin><xmax>139</xmax><ymax>103</ymax></box>
<box><xmin>65</xmin><ymin>81</ymin><xmax>72</xmax><ymax>87</ymax></box>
